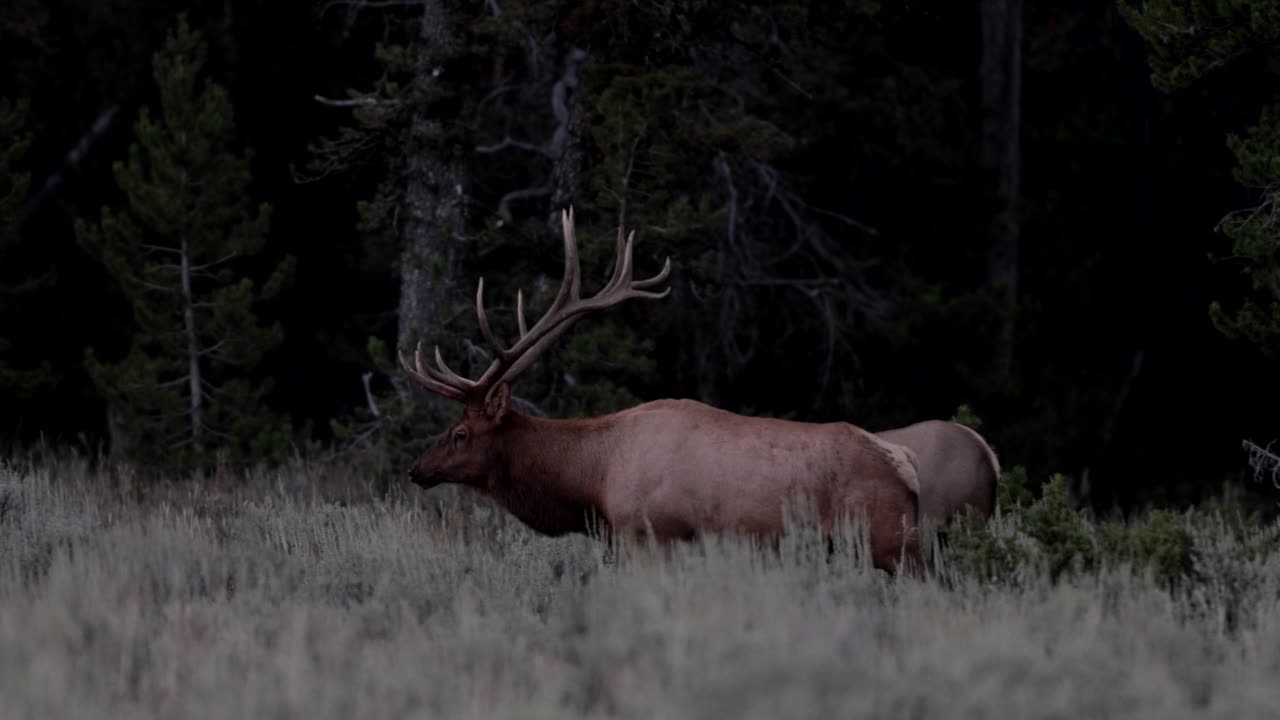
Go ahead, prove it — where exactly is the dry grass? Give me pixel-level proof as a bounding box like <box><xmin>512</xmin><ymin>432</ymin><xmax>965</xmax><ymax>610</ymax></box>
<box><xmin>2</xmin><ymin>457</ymin><xmax>1280</xmax><ymax>719</ymax></box>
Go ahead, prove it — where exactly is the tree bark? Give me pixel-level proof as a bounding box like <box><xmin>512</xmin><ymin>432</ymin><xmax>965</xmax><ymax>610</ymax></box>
<box><xmin>980</xmin><ymin>0</ymin><xmax>1023</xmax><ymax>381</ymax></box>
<box><xmin>546</xmin><ymin>47</ymin><xmax>589</xmax><ymax>233</ymax></box>
<box><xmin>395</xmin><ymin>0</ymin><xmax>468</xmax><ymax>423</ymax></box>
<box><xmin>180</xmin><ymin>238</ymin><xmax>203</xmax><ymax>450</ymax></box>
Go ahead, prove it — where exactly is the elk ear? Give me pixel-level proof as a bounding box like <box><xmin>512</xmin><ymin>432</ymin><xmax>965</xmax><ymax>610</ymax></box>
<box><xmin>484</xmin><ymin>382</ymin><xmax>510</xmax><ymax>422</ymax></box>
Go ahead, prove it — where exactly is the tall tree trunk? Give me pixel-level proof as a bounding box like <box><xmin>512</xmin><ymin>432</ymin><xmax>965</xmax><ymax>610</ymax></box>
<box><xmin>106</xmin><ymin>404</ymin><xmax>126</xmax><ymax>460</ymax></box>
<box><xmin>222</xmin><ymin>0</ymin><xmax>238</xmax><ymax>115</ymax></box>
<box><xmin>546</xmin><ymin>47</ymin><xmax>589</xmax><ymax>233</ymax></box>
<box><xmin>395</xmin><ymin>0</ymin><xmax>468</xmax><ymax>425</ymax></box>
<box><xmin>180</xmin><ymin>238</ymin><xmax>203</xmax><ymax>450</ymax></box>
<box><xmin>980</xmin><ymin>0</ymin><xmax>1023</xmax><ymax>381</ymax></box>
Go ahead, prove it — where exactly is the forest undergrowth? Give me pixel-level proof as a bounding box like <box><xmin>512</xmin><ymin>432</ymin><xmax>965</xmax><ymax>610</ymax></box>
<box><xmin>2</xmin><ymin>455</ymin><xmax>1279</xmax><ymax>719</ymax></box>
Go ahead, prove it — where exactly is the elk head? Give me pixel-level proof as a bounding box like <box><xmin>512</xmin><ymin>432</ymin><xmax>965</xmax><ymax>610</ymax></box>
<box><xmin>399</xmin><ymin>207</ymin><xmax>671</xmax><ymax>489</ymax></box>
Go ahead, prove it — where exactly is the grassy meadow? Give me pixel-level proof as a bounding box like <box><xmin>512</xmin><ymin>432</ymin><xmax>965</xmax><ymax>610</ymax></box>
<box><xmin>2</xmin><ymin>457</ymin><xmax>1280</xmax><ymax>719</ymax></box>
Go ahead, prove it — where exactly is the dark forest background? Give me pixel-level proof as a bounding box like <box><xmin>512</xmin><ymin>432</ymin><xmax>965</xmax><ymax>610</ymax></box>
<box><xmin>2</xmin><ymin>0</ymin><xmax>1278</xmax><ymax>513</ymax></box>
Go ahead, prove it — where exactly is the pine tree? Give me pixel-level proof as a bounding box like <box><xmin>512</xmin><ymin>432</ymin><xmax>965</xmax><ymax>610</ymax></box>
<box><xmin>0</xmin><ymin>98</ymin><xmax>27</xmax><ymax>249</ymax></box>
<box><xmin>1122</xmin><ymin>0</ymin><xmax>1280</xmax><ymax>356</ymax></box>
<box><xmin>77</xmin><ymin>16</ymin><xmax>294</xmax><ymax>470</ymax></box>
<box><xmin>0</xmin><ymin>96</ymin><xmax>53</xmax><ymax>394</ymax></box>
<box><xmin>1211</xmin><ymin>106</ymin><xmax>1280</xmax><ymax>356</ymax></box>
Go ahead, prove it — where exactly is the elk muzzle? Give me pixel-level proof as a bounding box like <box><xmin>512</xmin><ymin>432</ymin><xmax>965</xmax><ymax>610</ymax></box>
<box><xmin>407</xmin><ymin>463</ymin><xmax>442</xmax><ymax>489</ymax></box>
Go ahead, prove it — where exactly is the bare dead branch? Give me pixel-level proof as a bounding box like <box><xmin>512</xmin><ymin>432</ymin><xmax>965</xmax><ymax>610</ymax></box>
<box><xmin>189</xmin><ymin>252</ymin><xmax>240</xmax><ymax>272</ymax></box>
<box><xmin>497</xmin><ymin>185</ymin><xmax>552</xmax><ymax>223</ymax></box>
<box><xmin>130</xmin><ymin>278</ymin><xmax>180</xmax><ymax>294</ymax></box>
<box><xmin>475</xmin><ymin>135</ymin><xmax>551</xmax><ymax>156</ymax></box>
<box><xmin>19</xmin><ymin>105</ymin><xmax>120</xmax><ymax>229</ymax></box>
<box><xmin>313</xmin><ymin>94</ymin><xmax>398</xmax><ymax>108</ymax></box>
<box><xmin>194</xmin><ymin>421</ymin><xmax>235</xmax><ymax>443</ymax></box>
<box><xmin>119</xmin><ymin>374</ymin><xmax>191</xmax><ymax>393</ymax></box>
<box><xmin>548</xmin><ymin>48</ymin><xmax>587</xmax><ymax>156</ymax></box>
<box><xmin>318</xmin><ymin>0</ymin><xmax>424</xmax><ymax>20</ymax></box>
<box><xmin>1245</xmin><ymin>439</ymin><xmax>1280</xmax><ymax>490</ymax></box>
<box><xmin>362</xmin><ymin>371</ymin><xmax>381</xmax><ymax>419</ymax></box>
<box><xmin>715</xmin><ymin>152</ymin><xmax>746</xmax><ymax>271</ymax></box>
<box><xmin>197</xmin><ymin>339</ymin><xmax>229</xmax><ymax>358</ymax></box>
<box><xmin>704</xmin><ymin>149</ymin><xmax>893</xmax><ymax>384</ymax></box>
<box><xmin>614</xmin><ymin>135</ymin><xmax>643</xmax><ymax>235</ymax></box>
<box><xmin>293</xmin><ymin>128</ymin><xmax>381</xmax><ymax>184</ymax></box>
<box><xmin>749</xmin><ymin>159</ymin><xmax>878</xmax><ymax>236</ymax></box>
<box><xmin>477</xmin><ymin>82</ymin><xmax>523</xmax><ymax>111</ymax></box>
<box><xmin>474</xmin><ymin>44</ymin><xmax>587</xmax><ymax>211</ymax></box>
<box><xmin>141</xmin><ymin>243</ymin><xmax>183</xmax><ymax>256</ymax></box>
<box><xmin>772</xmin><ymin>68</ymin><xmax>815</xmax><ymax>100</ymax></box>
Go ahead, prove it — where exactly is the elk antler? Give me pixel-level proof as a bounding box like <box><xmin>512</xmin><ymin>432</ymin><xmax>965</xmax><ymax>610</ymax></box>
<box><xmin>399</xmin><ymin>206</ymin><xmax>672</xmax><ymax>406</ymax></box>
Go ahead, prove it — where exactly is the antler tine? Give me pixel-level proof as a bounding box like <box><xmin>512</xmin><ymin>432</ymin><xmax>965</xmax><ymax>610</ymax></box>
<box><xmin>432</xmin><ymin>345</ymin><xmax>478</xmax><ymax>389</ymax></box>
<box><xmin>496</xmin><ymin>206</ymin><xmax>586</xmax><ymax>346</ymax></box>
<box><xmin>475</xmin><ymin>277</ymin><xmax>512</xmax><ymax>361</ymax></box>
<box><xmin>565</xmin><ymin>207</ymin><xmax>582</xmax><ymax>302</ymax></box>
<box><xmin>495</xmin><ymin>320</ymin><xmax>579</xmax><ymax>387</ymax></box>
<box><xmin>416</xmin><ymin>341</ymin><xmax>475</xmax><ymax>390</ymax></box>
<box><xmin>398</xmin><ymin>346</ymin><xmax>416</xmax><ymax>374</ymax></box>
<box><xmin>398</xmin><ymin>341</ymin><xmax>467</xmax><ymax>401</ymax></box>
<box><xmin>599</xmin><ymin>229</ymin><xmax>635</xmax><ymax>296</ymax></box>
<box><xmin>543</xmin><ymin>207</ymin><xmax>582</xmax><ymax>315</ymax></box>
<box><xmin>403</xmin><ymin>207</ymin><xmax>671</xmax><ymax>404</ymax></box>
<box><xmin>610</xmin><ymin>226</ymin><xmax>627</xmax><ymax>284</ymax></box>
<box><xmin>469</xmin><ymin>208</ymin><xmax>583</xmax><ymax>390</ymax></box>
<box><xmin>632</xmin><ymin>256</ymin><xmax>673</xmax><ymax>291</ymax></box>
<box><xmin>593</xmin><ymin>227</ymin><xmax>671</xmax><ymax>299</ymax></box>
<box><xmin>470</xmin><ymin>205</ymin><xmax>672</xmax><ymax>391</ymax></box>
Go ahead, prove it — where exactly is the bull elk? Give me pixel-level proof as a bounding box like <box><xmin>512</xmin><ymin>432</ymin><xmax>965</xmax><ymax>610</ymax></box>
<box><xmin>399</xmin><ymin>208</ymin><xmax>924</xmax><ymax>574</ymax></box>
<box><xmin>875</xmin><ymin>420</ymin><xmax>1000</xmax><ymax>526</ymax></box>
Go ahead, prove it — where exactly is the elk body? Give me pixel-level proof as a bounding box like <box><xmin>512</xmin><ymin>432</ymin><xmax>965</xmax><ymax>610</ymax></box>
<box><xmin>401</xmin><ymin>209</ymin><xmax>924</xmax><ymax>575</ymax></box>
<box><xmin>875</xmin><ymin>420</ymin><xmax>1000</xmax><ymax>526</ymax></box>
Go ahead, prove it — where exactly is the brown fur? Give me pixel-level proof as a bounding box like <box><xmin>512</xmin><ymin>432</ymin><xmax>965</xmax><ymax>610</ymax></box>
<box><xmin>403</xmin><ymin>209</ymin><xmax>922</xmax><ymax>575</ymax></box>
<box><xmin>875</xmin><ymin>420</ymin><xmax>1000</xmax><ymax>526</ymax></box>
<box><xmin>411</xmin><ymin>394</ymin><xmax>924</xmax><ymax>575</ymax></box>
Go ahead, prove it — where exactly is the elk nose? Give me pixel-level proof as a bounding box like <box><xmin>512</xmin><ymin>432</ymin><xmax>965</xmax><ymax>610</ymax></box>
<box><xmin>407</xmin><ymin>466</ymin><xmax>437</xmax><ymax>488</ymax></box>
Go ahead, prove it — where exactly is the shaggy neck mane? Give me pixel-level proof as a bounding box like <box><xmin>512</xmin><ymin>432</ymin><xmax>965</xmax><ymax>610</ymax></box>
<box><xmin>486</xmin><ymin>411</ymin><xmax>613</xmax><ymax>537</ymax></box>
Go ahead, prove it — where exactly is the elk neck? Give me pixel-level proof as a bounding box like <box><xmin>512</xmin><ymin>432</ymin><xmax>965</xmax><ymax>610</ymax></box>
<box><xmin>487</xmin><ymin>411</ymin><xmax>614</xmax><ymax>537</ymax></box>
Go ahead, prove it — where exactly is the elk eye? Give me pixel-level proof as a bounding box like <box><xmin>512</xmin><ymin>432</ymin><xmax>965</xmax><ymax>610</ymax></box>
<box><xmin>453</xmin><ymin>427</ymin><xmax>468</xmax><ymax>442</ymax></box>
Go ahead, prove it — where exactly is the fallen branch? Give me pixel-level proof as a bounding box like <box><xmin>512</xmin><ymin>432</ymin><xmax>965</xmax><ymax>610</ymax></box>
<box><xmin>1244</xmin><ymin>439</ymin><xmax>1280</xmax><ymax>490</ymax></box>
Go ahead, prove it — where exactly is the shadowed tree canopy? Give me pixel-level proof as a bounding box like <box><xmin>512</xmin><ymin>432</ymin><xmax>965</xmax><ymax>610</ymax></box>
<box><xmin>76</xmin><ymin>16</ymin><xmax>294</xmax><ymax>470</ymax></box>
<box><xmin>1122</xmin><ymin>0</ymin><xmax>1280</xmax><ymax>358</ymax></box>
<box><xmin>0</xmin><ymin>96</ymin><xmax>55</xmax><ymax>394</ymax></box>
<box><xmin>0</xmin><ymin>0</ymin><xmax>1274</xmax><ymax>513</ymax></box>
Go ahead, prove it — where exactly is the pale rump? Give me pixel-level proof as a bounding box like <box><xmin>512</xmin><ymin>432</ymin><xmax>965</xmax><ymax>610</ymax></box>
<box><xmin>876</xmin><ymin>420</ymin><xmax>1000</xmax><ymax>526</ymax></box>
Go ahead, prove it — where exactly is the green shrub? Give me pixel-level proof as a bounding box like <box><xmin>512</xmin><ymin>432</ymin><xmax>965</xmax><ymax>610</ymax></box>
<box><xmin>944</xmin><ymin>505</ymin><xmax>1029</xmax><ymax>586</ymax></box>
<box><xmin>1097</xmin><ymin>509</ymin><xmax>1197</xmax><ymax>590</ymax></box>
<box><xmin>949</xmin><ymin>404</ymin><xmax>983</xmax><ymax>430</ymax></box>
<box><xmin>996</xmin><ymin>464</ymin><xmax>1034</xmax><ymax>511</ymax></box>
<box><xmin>1022</xmin><ymin>474</ymin><xmax>1097</xmax><ymax>581</ymax></box>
